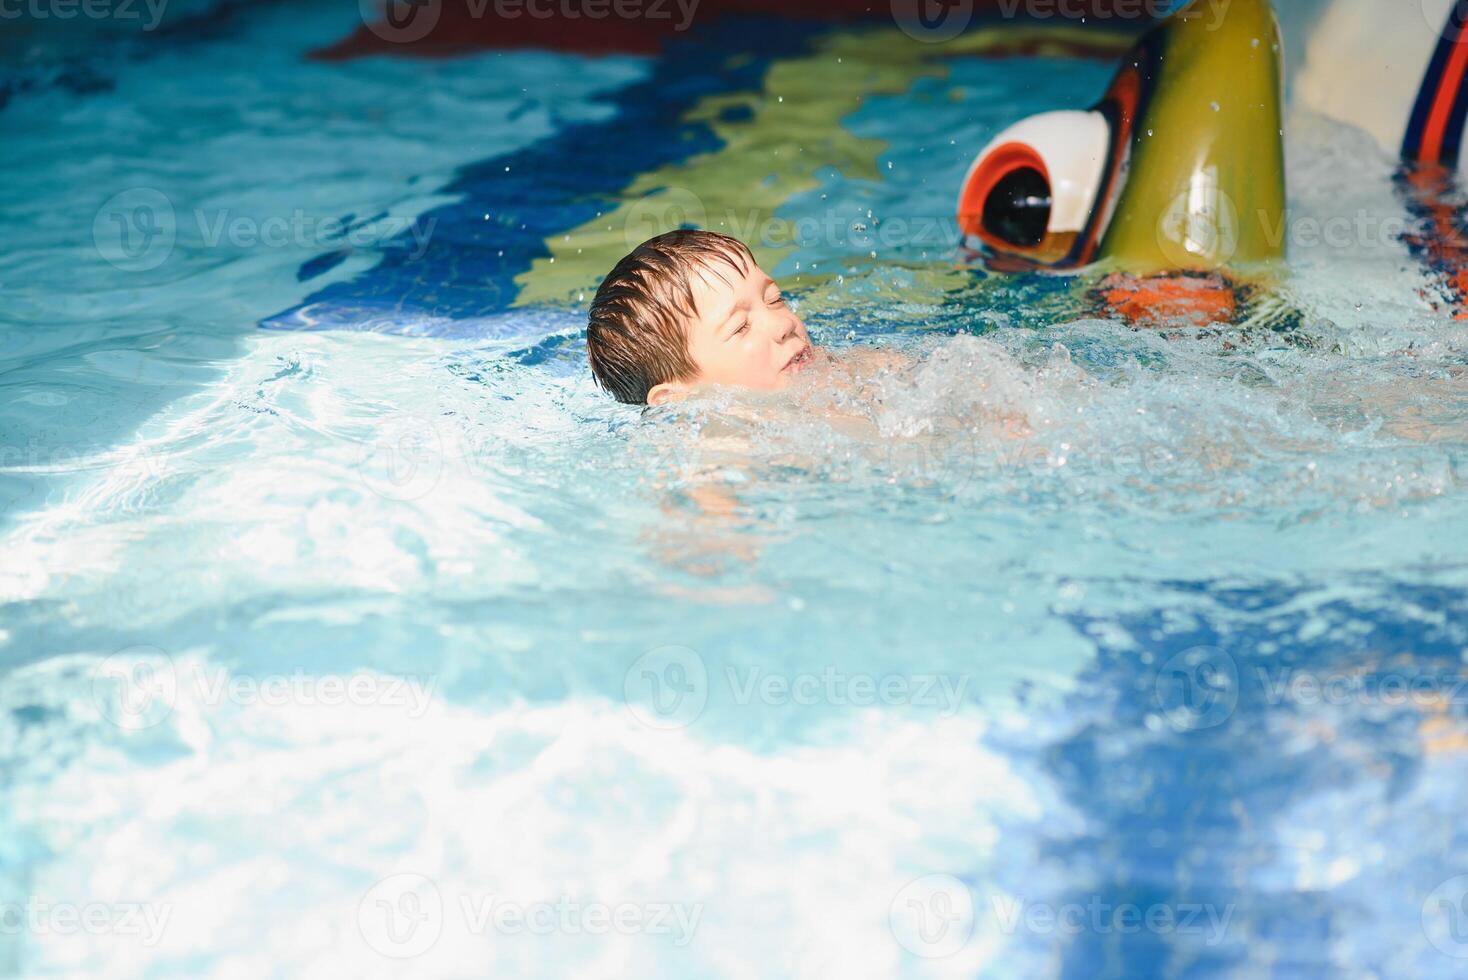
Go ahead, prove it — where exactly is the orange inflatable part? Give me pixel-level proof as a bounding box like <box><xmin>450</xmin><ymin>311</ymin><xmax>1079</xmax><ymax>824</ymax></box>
<box><xmin>1099</xmin><ymin>272</ymin><xmax>1237</xmax><ymax>325</ymax></box>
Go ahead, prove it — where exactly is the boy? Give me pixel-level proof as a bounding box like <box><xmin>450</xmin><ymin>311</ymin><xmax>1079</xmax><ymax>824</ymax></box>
<box><xmin>586</xmin><ymin>229</ymin><xmax>817</xmax><ymax>405</ymax></box>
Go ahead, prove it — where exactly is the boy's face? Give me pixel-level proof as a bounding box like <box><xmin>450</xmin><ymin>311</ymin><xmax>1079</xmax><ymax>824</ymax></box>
<box><xmin>647</xmin><ymin>257</ymin><xmax>813</xmax><ymax>405</ymax></box>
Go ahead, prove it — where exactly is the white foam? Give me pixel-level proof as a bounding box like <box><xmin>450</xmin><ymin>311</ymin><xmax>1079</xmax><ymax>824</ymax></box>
<box><xmin>0</xmin><ymin>652</ymin><xmax>1059</xmax><ymax>979</ymax></box>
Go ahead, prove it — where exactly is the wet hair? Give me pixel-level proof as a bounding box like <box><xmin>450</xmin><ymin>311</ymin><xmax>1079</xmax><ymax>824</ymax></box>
<box><xmin>587</xmin><ymin>229</ymin><xmax>755</xmax><ymax>404</ymax></box>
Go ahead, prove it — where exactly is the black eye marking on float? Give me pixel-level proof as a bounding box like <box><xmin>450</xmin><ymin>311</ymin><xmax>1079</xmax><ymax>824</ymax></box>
<box><xmin>982</xmin><ymin>167</ymin><xmax>1053</xmax><ymax>248</ymax></box>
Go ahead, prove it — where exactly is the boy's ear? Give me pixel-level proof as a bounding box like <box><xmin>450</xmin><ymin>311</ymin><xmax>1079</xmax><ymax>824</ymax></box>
<box><xmin>646</xmin><ymin>380</ymin><xmax>692</xmax><ymax>406</ymax></box>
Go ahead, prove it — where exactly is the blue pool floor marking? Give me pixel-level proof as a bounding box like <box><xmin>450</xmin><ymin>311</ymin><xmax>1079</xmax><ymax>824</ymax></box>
<box><xmin>1050</xmin><ymin>580</ymin><xmax>1468</xmax><ymax>976</ymax></box>
<box><xmin>260</xmin><ymin>18</ymin><xmax>838</xmax><ymax>332</ymax></box>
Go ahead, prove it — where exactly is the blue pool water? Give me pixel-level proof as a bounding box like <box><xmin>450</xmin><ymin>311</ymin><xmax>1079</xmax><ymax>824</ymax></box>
<box><xmin>2</xmin><ymin>5</ymin><xmax>1468</xmax><ymax>978</ymax></box>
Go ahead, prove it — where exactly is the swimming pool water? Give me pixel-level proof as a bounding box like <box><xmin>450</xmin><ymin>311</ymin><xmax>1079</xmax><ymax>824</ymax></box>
<box><xmin>2</xmin><ymin>5</ymin><xmax>1468</xmax><ymax>978</ymax></box>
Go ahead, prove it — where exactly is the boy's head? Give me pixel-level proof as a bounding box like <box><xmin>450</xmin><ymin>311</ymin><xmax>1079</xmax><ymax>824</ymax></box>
<box><xmin>587</xmin><ymin>229</ymin><xmax>813</xmax><ymax>405</ymax></box>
